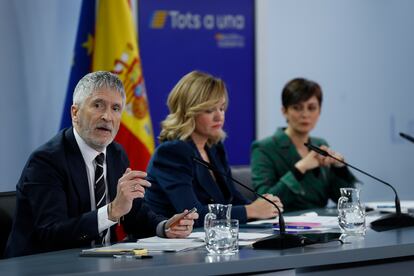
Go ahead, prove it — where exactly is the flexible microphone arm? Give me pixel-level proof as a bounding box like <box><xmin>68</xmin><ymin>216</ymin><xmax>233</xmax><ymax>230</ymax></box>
<box><xmin>400</xmin><ymin>132</ymin><xmax>414</xmax><ymax>144</ymax></box>
<box><xmin>304</xmin><ymin>142</ymin><xmax>401</xmax><ymax>215</ymax></box>
<box><xmin>193</xmin><ymin>156</ymin><xmax>342</xmax><ymax>248</ymax></box>
<box><xmin>192</xmin><ymin>156</ymin><xmax>286</xmax><ymax>234</ymax></box>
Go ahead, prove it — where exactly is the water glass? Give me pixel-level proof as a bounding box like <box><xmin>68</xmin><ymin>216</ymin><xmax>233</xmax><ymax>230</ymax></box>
<box><xmin>338</xmin><ymin>188</ymin><xmax>366</xmax><ymax>235</ymax></box>
<box><xmin>205</xmin><ymin>219</ymin><xmax>239</xmax><ymax>255</ymax></box>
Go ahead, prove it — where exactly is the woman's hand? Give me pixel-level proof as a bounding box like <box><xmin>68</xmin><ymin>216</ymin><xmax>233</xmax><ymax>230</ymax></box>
<box><xmin>245</xmin><ymin>194</ymin><xmax>283</xmax><ymax>219</ymax></box>
<box><xmin>295</xmin><ymin>151</ymin><xmax>320</xmax><ymax>173</ymax></box>
<box><xmin>317</xmin><ymin>145</ymin><xmax>345</xmax><ymax>168</ymax></box>
<box><xmin>164</xmin><ymin>210</ymin><xmax>199</xmax><ymax>238</ymax></box>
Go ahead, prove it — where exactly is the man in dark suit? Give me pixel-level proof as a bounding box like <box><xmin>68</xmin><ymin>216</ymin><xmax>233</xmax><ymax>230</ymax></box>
<box><xmin>5</xmin><ymin>71</ymin><xmax>197</xmax><ymax>258</ymax></box>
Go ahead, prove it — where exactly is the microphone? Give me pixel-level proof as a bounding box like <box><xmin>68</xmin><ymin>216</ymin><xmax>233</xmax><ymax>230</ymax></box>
<box><xmin>305</xmin><ymin>142</ymin><xmax>414</xmax><ymax>231</ymax></box>
<box><xmin>193</xmin><ymin>156</ymin><xmax>312</xmax><ymax>249</ymax></box>
<box><xmin>400</xmin><ymin>132</ymin><xmax>414</xmax><ymax>144</ymax></box>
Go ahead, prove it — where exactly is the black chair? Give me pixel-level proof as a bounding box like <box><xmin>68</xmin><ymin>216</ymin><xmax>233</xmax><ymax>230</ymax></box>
<box><xmin>0</xmin><ymin>191</ymin><xmax>16</xmax><ymax>258</ymax></box>
<box><xmin>231</xmin><ymin>166</ymin><xmax>257</xmax><ymax>201</ymax></box>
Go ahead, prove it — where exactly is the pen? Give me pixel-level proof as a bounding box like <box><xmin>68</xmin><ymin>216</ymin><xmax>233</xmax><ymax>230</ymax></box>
<box><xmin>166</xmin><ymin>207</ymin><xmax>197</xmax><ymax>230</ymax></box>
<box><xmin>273</xmin><ymin>230</ymin><xmax>300</xmax><ymax>234</ymax></box>
<box><xmin>273</xmin><ymin>224</ymin><xmax>312</xmax><ymax>230</ymax></box>
<box><xmin>113</xmin><ymin>254</ymin><xmax>153</xmax><ymax>259</ymax></box>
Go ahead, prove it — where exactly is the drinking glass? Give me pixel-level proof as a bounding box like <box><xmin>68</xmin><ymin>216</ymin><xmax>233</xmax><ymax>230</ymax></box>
<box><xmin>205</xmin><ymin>219</ymin><xmax>239</xmax><ymax>255</ymax></box>
<box><xmin>338</xmin><ymin>188</ymin><xmax>366</xmax><ymax>235</ymax></box>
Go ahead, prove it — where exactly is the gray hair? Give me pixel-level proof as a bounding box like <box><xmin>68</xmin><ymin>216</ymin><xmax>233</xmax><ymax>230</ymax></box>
<box><xmin>72</xmin><ymin>71</ymin><xmax>126</xmax><ymax>107</ymax></box>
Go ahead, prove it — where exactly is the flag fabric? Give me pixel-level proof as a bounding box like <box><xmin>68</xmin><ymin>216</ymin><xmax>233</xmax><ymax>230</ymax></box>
<box><xmin>61</xmin><ymin>0</ymin><xmax>155</xmax><ymax>240</ymax></box>
<box><xmin>93</xmin><ymin>0</ymin><xmax>155</xmax><ymax>172</ymax></box>
<box><xmin>61</xmin><ymin>0</ymin><xmax>154</xmax><ymax>171</ymax></box>
<box><xmin>60</xmin><ymin>0</ymin><xmax>95</xmax><ymax>128</ymax></box>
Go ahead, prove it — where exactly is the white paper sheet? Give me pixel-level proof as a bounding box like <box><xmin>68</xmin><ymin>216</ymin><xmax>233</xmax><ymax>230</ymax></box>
<box><xmin>82</xmin><ymin>231</ymin><xmax>274</xmax><ymax>253</ymax></box>
<box><xmin>248</xmin><ymin>216</ymin><xmax>339</xmax><ymax>228</ymax></box>
<box><xmin>365</xmin><ymin>200</ymin><xmax>414</xmax><ymax>213</ymax></box>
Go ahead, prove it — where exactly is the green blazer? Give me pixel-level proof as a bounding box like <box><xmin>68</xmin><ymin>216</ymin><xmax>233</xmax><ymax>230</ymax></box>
<box><xmin>251</xmin><ymin>128</ymin><xmax>357</xmax><ymax>212</ymax></box>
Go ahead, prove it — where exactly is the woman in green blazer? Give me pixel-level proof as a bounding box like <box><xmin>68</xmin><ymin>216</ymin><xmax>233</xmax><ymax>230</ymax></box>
<box><xmin>251</xmin><ymin>78</ymin><xmax>357</xmax><ymax>212</ymax></box>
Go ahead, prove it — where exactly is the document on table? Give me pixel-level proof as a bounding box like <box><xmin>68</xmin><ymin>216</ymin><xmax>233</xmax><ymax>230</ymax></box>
<box><xmin>248</xmin><ymin>215</ymin><xmax>383</xmax><ymax>233</ymax></box>
<box><xmin>365</xmin><ymin>200</ymin><xmax>414</xmax><ymax>213</ymax></box>
<box><xmin>248</xmin><ymin>216</ymin><xmax>339</xmax><ymax>228</ymax></box>
<box><xmin>247</xmin><ymin>215</ymin><xmax>341</xmax><ymax>233</ymax></box>
<box><xmin>82</xmin><ymin>231</ymin><xmax>273</xmax><ymax>254</ymax></box>
<box><xmin>83</xmin><ymin>236</ymin><xmax>204</xmax><ymax>253</ymax></box>
<box><xmin>238</xmin><ymin>232</ymin><xmax>274</xmax><ymax>246</ymax></box>
<box><xmin>189</xmin><ymin>232</ymin><xmax>273</xmax><ymax>246</ymax></box>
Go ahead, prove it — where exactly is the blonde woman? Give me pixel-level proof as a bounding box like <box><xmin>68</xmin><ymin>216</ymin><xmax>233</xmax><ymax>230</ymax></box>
<box><xmin>145</xmin><ymin>71</ymin><xmax>283</xmax><ymax>226</ymax></box>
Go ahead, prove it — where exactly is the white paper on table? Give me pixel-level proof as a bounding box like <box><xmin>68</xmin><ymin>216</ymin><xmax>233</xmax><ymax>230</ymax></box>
<box><xmin>248</xmin><ymin>216</ymin><xmax>340</xmax><ymax>228</ymax></box>
<box><xmin>136</xmin><ymin>235</ymin><xmax>205</xmax><ymax>252</ymax></box>
<box><xmin>248</xmin><ymin>214</ymin><xmax>384</xmax><ymax>231</ymax></box>
<box><xmin>365</xmin><ymin>200</ymin><xmax>414</xmax><ymax>213</ymax></box>
<box><xmin>83</xmin><ymin>236</ymin><xmax>205</xmax><ymax>253</ymax></box>
<box><xmin>189</xmin><ymin>231</ymin><xmax>271</xmax><ymax>240</ymax></box>
<box><xmin>189</xmin><ymin>231</ymin><xmax>273</xmax><ymax>246</ymax></box>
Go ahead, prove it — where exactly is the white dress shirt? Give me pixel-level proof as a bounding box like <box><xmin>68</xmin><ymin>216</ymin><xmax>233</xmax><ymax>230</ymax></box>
<box><xmin>73</xmin><ymin>128</ymin><xmax>116</xmax><ymax>244</ymax></box>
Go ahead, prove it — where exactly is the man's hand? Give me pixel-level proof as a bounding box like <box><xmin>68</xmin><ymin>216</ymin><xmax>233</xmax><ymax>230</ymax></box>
<box><xmin>109</xmin><ymin>168</ymin><xmax>151</xmax><ymax>221</ymax></box>
<box><xmin>164</xmin><ymin>210</ymin><xmax>199</xmax><ymax>238</ymax></box>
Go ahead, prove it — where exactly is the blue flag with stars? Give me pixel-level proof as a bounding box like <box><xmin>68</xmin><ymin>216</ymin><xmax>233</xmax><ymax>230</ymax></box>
<box><xmin>60</xmin><ymin>0</ymin><xmax>95</xmax><ymax>128</ymax></box>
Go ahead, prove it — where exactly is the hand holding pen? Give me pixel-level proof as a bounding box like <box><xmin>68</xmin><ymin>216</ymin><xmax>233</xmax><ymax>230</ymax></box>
<box><xmin>164</xmin><ymin>207</ymin><xmax>198</xmax><ymax>238</ymax></box>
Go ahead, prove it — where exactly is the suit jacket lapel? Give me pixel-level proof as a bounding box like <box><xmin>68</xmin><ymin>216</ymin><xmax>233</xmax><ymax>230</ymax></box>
<box><xmin>190</xmin><ymin>141</ymin><xmax>225</xmax><ymax>202</ymax></box>
<box><xmin>65</xmin><ymin>128</ymin><xmax>91</xmax><ymax>212</ymax></box>
<box><xmin>208</xmin><ymin>145</ymin><xmax>232</xmax><ymax>202</ymax></box>
<box><xmin>272</xmin><ymin>128</ymin><xmax>301</xmax><ymax>169</ymax></box>
<box><xmin>273</xmin><ymin>128</ymin><xmax>323</xmax><ymax>174</ymax></box>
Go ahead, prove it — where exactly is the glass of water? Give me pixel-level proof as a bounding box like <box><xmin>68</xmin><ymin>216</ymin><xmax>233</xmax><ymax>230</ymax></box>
<box><xmin>205</xmin><ymin>219</ymin><xmax>239</xmax><ymax>255</ymax></box>
<box><xmin>338</xmin><ymin>188</ymin><xmax>366</xmax><ymax>235</ymax></box>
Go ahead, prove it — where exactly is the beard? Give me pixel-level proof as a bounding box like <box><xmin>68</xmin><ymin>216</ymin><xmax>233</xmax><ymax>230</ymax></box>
<box><xmin>76</xmin><ymin>121</ymin><xmax>116</xmax><ymax>151</ymax></box>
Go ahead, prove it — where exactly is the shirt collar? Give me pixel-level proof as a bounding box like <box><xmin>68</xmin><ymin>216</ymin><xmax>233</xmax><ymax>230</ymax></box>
<box><xmin>73</xmin><ymin>128</ymin><xmax>107</xmax><ymax>164</ymax></box>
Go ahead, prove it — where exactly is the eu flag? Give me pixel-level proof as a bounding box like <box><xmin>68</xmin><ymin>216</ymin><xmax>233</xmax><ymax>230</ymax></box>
<box><xmin>60</xmin><ymin>0</ymin><xmax>95</xmax><ymax>128</ymax></box>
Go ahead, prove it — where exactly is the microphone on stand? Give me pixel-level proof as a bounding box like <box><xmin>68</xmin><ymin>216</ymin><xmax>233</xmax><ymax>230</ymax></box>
<box><xmin>400</xmin><ymin>132</ymin><xmax>414</xmax><ymax>144</ymax></box>
<box><xmin>192</xmin><ymin>156</ymin><xmax>312</xmax><ymax>249</ymax></box>
<box><xmin>304</xmin><ymin>142</ymin><xmax>414</xmax><ymax>231</ymax></box>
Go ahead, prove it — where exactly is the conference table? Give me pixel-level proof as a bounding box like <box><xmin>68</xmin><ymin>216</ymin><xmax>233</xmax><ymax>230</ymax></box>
<box><xmin>1</xmin><ymin>209</ymin><xmax>414</xmax><ymax>275</ymax></box>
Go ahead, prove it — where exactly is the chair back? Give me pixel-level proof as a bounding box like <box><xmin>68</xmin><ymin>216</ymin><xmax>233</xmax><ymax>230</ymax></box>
<box><xmin>231</xmin><ymin>166</ymin><xmax>257</xmax><ymax>201</ymax></box>
<box><xmin>0</xmin><ymin>191</ymin><xmax>16</xmax><ymax>258</ymax></box>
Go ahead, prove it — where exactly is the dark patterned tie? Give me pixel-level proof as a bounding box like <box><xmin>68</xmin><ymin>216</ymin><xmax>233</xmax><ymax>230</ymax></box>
<box><xmin>94</xmin><ymin>153</ymin><xmax>107</xmax><ymax>245</ymax></box>
<box><xmin>94</xmin><ymin>153</ymin><xmax>106</xmax><ymax>209</ymax></box>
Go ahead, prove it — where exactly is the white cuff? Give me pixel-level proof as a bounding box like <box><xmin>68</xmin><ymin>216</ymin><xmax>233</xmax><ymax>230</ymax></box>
<box><xmin>97</xmin><ymin>204</ymin><xmax>117</xmax><ymax>233</ymax></box>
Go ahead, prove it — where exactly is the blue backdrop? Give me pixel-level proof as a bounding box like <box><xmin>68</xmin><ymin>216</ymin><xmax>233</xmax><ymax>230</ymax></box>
<box><xmin>138</xmin><ymin>0</ymin><xmax>255</xmax><ymax>165</ymax></box>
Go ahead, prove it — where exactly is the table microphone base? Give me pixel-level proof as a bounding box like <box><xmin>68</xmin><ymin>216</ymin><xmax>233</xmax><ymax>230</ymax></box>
<box><xmin>370</xmin><ymin>213</ymin><xmax>414</xmax><ymax>232</ymax></box>
<box><xmin>252</xmin><ymin>234</ymin><xmax>308</xmax><ymax>249</ymax></box>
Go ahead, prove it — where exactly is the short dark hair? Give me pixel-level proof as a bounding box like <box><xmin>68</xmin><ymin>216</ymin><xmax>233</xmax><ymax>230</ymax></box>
<box><xmin>281</xmin><ymin>78</ymin><xmax>323</xmax><ymax>109</ymax></box>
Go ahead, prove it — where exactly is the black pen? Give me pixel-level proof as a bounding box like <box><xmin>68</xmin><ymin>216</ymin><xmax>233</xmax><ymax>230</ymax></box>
<box><xmin>165</xmin><ymin>207</ymin><xmax>197</xmax><ymax>230</ymax></box>
<box><xmin>113</xmin><ymin>253</ymin><xmax>153</xmax><ymax>259</ymax></box>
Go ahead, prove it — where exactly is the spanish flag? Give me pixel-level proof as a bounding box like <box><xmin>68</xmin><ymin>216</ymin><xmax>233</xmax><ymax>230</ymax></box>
<box><xmin>94</xmin><ymin>0</ymin><xmax>154</xmax><ymax>171</ymax></box>
<box><xmin>61</xmin><ymin>0</ymin><xmax>154</xmax><ymax>172</ymax></box>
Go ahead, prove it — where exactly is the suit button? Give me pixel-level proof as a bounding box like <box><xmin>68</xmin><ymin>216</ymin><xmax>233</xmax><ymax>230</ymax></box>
<box><xmin>210</xmin><ymin>199</ymin><xmax>214</xmax><ymax>203</ymax></box>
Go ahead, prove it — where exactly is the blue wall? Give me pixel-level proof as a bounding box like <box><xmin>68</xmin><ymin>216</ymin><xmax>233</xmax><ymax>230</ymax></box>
<box><xmin>138</xmin><ymin>0</ymin><xmax>255</xmax><ymax>165</ymax></box>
